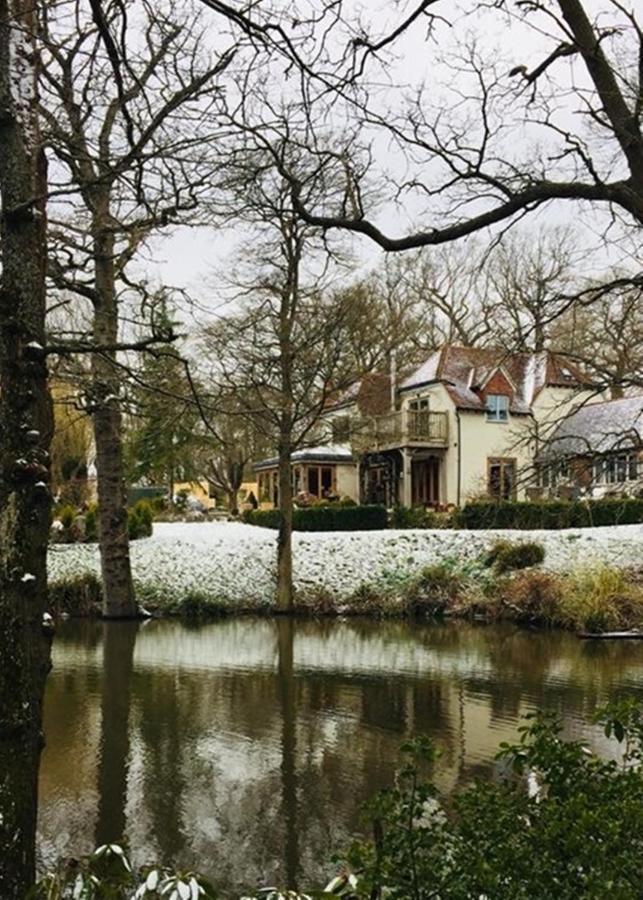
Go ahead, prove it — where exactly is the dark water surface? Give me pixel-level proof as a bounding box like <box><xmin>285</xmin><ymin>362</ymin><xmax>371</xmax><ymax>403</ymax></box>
<box><xmin>38</xmin><ymin>618</ymin><xmax>643</xmax><ymax>894</ymax></box>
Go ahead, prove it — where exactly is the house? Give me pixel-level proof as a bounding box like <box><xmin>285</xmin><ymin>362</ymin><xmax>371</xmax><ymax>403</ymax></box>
<box><xmin>538</xmin><ymin>395</ymin><xmax>643</xmax><ymax>498</ymax></box>
<box><xmin>252</xmin><ymin>344</ymin><xmax>596</xmax><ymax>509</ymax></box>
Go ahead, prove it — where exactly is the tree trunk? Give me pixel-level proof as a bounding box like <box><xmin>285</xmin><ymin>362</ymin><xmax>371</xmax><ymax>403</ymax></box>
<box><xmin>0</xmin><ymin>1</ymin><xmax>53</xmax><ymax>895</ymax></box>
<box><xmin>227</xmin><ymin>488</ymin><xmax>239</xmax><ymax>516</ymax></box>
<box><xmin>276</xmin><ymin>434</ymin><xmax>294</xmax><ymax>611</ymax></box>
<box><xmin>92</xmin><ymin>211</ymin><xmax>137</xmax><ymax>618</ymax></box>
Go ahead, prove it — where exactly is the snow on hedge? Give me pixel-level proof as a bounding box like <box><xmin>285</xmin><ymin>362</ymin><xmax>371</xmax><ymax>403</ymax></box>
<box><xmin>47</xmin><ymin>521</ymin><xmax>643</xmax><ymax>607</ymax></box>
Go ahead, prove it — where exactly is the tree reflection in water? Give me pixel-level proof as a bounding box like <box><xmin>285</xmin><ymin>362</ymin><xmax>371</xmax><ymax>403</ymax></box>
<box><xmin>38</xmin><ymin>618</ymin><xmax>643</xmax><ymax>894</ymax></box>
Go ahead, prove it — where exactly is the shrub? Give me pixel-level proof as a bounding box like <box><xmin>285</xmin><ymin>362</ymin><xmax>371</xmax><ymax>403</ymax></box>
<box><xmin>244</xmin><ymin>504</ymin><xmax>388</xmax><ymax>531</ymax></box>
<box><xmin>457</xmin><ymin>497</ymin><xmax>643</xmax><ymax>530</ymax></box>
<box><xmin>175</xmin><ymin>592</ymin><xmax>230</xmax><ymax>619</ymax></box>
<box><xmin>558</xmin><ymin>566</ymin><xmax>643</xmax><ymax>632</ymax></box>
<box><xmin>344</xmin><ymin>703</ymin><xmax>643</xmax><ymax>900</ymax></box>
<box><xmin>58</xmin><ymin>504</ymin><xmax>76</xmax><ymax>530</ymax></box>
<box><xmin>485</xmin><ymin>540</ymin><xmax>545</xmax><ymax>573</ymax></box>
<box><xmin>497</xmin><ymin>570</ymin><xmax>563</xmax><ymax>625</ymax></box>
<box><xmin>391</xmin><ymin>505</ymin><xmax>430</xmax><ymax>529</ymax></box>
<box><xmin>403</xmin><ymin>563</ymin><xmax>462</xmax><ymax>616</ymax></box>
<box><xmin>84</xmin><ymin>503</ymin><xmax>98</xmax><ymax>542</ymax></box>
<box><xmin>127</xmin><ymin>500</ymin><xmax>154</xmax><ymax>540</ymax></box>
<box><xmin>48</xmin><ymin>573</ymin><xmax>102</xmax><ymax>617</ymax></box>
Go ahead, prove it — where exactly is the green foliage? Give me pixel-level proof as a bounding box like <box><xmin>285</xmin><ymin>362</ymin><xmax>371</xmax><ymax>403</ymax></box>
<box><xmin>243</xmin><ymin>505</ymin><xmax>388</xmax><ymax>531</ymax></box>
<box><xmin>85</xmin><ymin>503</ymin><xmax>98</xmax><ymax>542</ymax></box>
<box><xmin>174</xmin><ymin>591</ymin><xmax>231</xmax><ymax>619</ymax></box>
<box><xmin>558</xmin><ymin>565</ymin><xmax>643</xmax><ymax>632</ymax></box>
<box><xmin>457</xmin><ymin>497</ymin><xmax>643</xmax><ymax>530</ymax></box>
<box><xmin>127</xmin><ymin>500</ymin><xmax>154</xmax><ymax>541</ymax></box>
<box><xmin>58</xmin><ymin>504</ymin><xmax>76</xmax><ymax>530</ymax></box>
<box><xmin>125</xmin><ymin>331</ymin><xmax>203</xmax><ymax>491</ymax></box>
<box><xmin>484</xmin><ymin>540</ymin><xmax>545</xmax><ymax>573</ymax></box>
<box><xmin>31</xmin><ymin>843</ymin><xmax>218</xmax><ymax>900</ymax></box>
<box><xmin>390</xmin><ymin>506</ymin><xmax>452</xmax><ymax>529</ymax></box>
<box><xmin>343</xmin><ymin>703</ymin><xmax>643</xmax><ymax>899</ymax></box>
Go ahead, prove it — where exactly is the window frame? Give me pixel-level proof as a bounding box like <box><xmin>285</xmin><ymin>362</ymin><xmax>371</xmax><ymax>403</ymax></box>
<box><xmin>486</xmin><ymin>393</ymin><xmax>509</xmax><ymax>423</ymax></box>
<box><xmin>488</xmin><ymin>457</ymin><xmax>517</xmax><ymax>500</ymax></box>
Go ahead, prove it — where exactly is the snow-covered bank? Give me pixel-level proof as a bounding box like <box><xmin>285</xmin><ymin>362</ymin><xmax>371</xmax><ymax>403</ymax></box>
<box><xmin>48</xmin><ymin>521</ymin><xmax>643</xmax><ymax>606</ymax></box>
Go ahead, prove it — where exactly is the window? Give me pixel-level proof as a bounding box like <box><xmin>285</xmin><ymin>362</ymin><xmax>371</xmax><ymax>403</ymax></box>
<box><xmin>488</xmin><ymin>458</ymin><xmax>516</xmax><ymax>500</ymax></box>
<box><xmin>596</xmin><ymin>453</ymin><xmax>639</xmax><ymax>484</ymax></box>
<box><xmin>486</xmin><ymin>394</ymin><xmax>509</xmax><ymax>422</ymax></box>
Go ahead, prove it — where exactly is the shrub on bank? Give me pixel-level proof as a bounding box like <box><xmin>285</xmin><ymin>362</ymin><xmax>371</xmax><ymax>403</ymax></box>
<box><xmin>48</xmin><ymin>573</ymin><xmax>102</xmax><ymax>617</ymax></box>
<box><xmin>243</xmin><ymin>504</ymin><xmax>388</xmax><ymax>531</ymax></box>
<box><xmin>457</xmin><ymin>497</ymin><xmax>643</xmax><ymax>530</ymax></box>
<box><xmin>403</xmin><ymin>563</ymin><xmax>463</xmax><ymax>616</ymax></box>
<box><xmin>485</xmin><ymin>540</ymin><xmax>545</xmax><ymax>573</ymax></box>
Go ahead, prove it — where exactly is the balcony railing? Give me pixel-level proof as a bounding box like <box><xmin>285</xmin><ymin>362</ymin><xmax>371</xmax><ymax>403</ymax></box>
<box><xmin>350</xmin><ymin>409</ymin><xmax>448</xmax><ymax>454</ymax></box>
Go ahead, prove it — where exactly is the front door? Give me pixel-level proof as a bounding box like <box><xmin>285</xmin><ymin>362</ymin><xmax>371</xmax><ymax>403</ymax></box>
<box><xmin>411</xmin><ymin>458</ymin><xmax>440</xmax><ymax>506</ymax></box>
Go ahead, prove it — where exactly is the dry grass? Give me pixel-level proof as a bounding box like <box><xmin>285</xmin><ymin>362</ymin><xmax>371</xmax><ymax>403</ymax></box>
<box><xmin>557</xmin><ymin>566</ymin><xmax>643</xmax><ymax>632</ymax></box>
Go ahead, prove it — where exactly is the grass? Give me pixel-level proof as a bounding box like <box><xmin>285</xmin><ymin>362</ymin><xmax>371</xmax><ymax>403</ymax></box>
<box><xmin>557</xmin><ymin>566</ymin><xmax>643</xmax><ymax>632</ymax></box>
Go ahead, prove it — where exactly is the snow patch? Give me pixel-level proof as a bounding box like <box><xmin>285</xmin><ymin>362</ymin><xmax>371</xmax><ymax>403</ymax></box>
<box><xmin>48</xmin><ymin>521</ymin><xmax>643</xmax><ymax>606</ymax></box>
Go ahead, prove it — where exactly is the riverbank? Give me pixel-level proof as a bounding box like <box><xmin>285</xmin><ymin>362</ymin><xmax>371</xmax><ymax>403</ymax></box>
<box><xmin>47</xmin><ymin>522</ymin><xmax>643</xmax><ymax>631</ymax></box>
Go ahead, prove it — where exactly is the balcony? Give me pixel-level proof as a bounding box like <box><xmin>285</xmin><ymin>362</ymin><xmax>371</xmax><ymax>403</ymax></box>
<box><xmin>349</xmin><ymin>409</ymin><xmax>449</xmax><ymax>454</ymax></box>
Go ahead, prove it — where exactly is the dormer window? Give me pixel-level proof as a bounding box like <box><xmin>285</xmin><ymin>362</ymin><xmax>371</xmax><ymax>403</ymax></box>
<box><xmin>486</xmin><ymin>394</ymin><xmax>509</xmax><ymax>422</ymax></box>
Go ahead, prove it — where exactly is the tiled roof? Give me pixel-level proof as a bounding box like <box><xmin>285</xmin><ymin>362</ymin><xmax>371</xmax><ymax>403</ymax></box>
<box><xmin>399</xmin><ymin>345</ymin><xmax>586</xmax><ymax>415</ymax></box>
<box><xmin>542</xmin><ymin>396</ymin><xmax>643</xmax><ymax>458</ymax></box>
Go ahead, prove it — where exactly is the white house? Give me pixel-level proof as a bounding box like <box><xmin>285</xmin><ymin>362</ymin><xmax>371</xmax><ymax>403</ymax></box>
<box><xmin>253</xmin><ymin>344</ymin><xmax>612</xmax><ymax>508</ymax></box>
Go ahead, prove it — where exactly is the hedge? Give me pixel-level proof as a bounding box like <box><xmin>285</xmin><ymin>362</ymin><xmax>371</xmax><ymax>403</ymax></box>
<box><xmin>457</xmin><ymin>498</ymin><xmax>643</xmax><ymax>530</ymax></box>
<box><xmin>243</xmin><ymin>504</ymin><xmax>388</xmax><ymax>531</ymax></box>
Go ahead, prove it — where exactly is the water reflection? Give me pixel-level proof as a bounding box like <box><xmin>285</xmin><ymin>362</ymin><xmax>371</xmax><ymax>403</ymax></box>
<box><xmin>38</xmin><ymin>618</ymin><xmax>643</xmax><ymax>894</ymax></box>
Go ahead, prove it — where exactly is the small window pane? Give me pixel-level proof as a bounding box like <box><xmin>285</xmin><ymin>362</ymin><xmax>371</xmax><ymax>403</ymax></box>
<box><xmin>486</xmin><ymin>394</ymin><xmax>509</xmax><ymax>422</ymax></box>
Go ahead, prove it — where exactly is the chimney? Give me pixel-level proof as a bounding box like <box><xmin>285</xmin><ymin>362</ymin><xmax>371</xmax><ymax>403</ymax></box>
<box><xmin>390</xmin><ymin>353</ymin><xmax>397</xmax><ymax>412</ymax></box>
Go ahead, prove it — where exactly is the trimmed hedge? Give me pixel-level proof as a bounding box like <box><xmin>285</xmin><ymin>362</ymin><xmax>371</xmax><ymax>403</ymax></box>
<box><xmin>457</xmin><ymin>498</ymin><xmax>643</xmax><ymax>530</ymax></box>
<box><xmin>243</xmin><ymin>504</ymin><xmax>388</xmax><ymax>531</ymax></box>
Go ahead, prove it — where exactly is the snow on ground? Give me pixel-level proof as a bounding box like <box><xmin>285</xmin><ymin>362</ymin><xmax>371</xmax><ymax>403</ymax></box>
<box><xmin>47</xmin><ymin>521</ymin><xmax>643</xmax><ymax>606</ymax></box>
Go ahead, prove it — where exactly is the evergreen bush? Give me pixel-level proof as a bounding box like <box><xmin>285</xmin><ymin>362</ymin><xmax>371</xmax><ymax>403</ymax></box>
<box><xmin>485</xmin><ymin>540</ymin><xmax>545</xmax><ymax>572</ymax></box>
<box><xmin>243</xmin><ymin>504</ymin><xmax>388</xmax><ymax>531</ymax></box>
<box><xmin>457</xmin><ymin>497</ymin><xmax>643</xmax><ymax>530</ymax></box>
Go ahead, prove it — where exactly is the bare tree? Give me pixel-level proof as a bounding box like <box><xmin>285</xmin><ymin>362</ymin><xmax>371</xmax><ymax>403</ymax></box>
<box><xmin>203</xmin><ymin>169</ymin><xmax>356</xmax><ymax>609</ymax></box>
<box><xmin>278</xmin><ymin>2</ymin><xmax>643</xmax><ymax>248</ymax></box>
<box><xmin>39</xmin><ymin>0</ymin><xmax>235</xmax><ymax>617</ymax></box>
<box><xmin>0</xmin><ymin>2</ymin><xmax>54</xmax><ymax>896</ymax></box>
<box><xmin>199</xmin><ymin>405</ymin><xmax>261</xmax><ymax>514</ymax></box>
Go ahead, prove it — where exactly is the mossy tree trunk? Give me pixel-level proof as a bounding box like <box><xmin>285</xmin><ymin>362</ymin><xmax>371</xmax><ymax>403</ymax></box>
<box><xmin>0</xmin><ymin>1</ymin><xmax>54</xmax><ymax>895</ymax></box>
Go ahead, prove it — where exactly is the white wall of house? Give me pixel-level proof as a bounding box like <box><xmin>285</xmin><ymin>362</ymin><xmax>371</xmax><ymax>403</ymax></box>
<box><xmin>457</xmin><ymin>412</ymin><xmax>533</xmax><ymax>503</ymax></box>
<box><xmin>336</xmin><ymin>463</ymin><xmax>360</xmax><ymax>501</ymax></box>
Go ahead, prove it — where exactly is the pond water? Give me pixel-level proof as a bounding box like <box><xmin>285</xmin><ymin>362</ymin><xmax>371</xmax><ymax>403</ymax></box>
<box><xmin>38</xmin><ymin>617</ymin><xmax>643</xmax><ymax>895</ymax></box>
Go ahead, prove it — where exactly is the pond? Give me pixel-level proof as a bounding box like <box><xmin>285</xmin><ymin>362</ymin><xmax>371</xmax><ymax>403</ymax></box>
<box><xmin>38</xmin><ymin>617</ymin><xmax>643</xmax><ymax>895</ymax></box>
